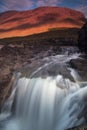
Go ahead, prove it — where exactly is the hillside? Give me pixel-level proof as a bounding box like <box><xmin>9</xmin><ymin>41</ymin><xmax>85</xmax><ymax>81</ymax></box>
<box><xmin>0</xmin><ymin>6</ymin><xmax>86</xmax><ymax>38</ymax></box>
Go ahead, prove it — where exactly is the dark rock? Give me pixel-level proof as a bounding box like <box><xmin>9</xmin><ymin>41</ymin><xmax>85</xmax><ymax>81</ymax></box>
<box><xmin>0</xmin><ymin>75</ymin><xmax>12</xmax><ymax>111</ymax></box>
<box><xmin>67</xmin><ymin>126</ymin><xmax>87</xmax><ymax>130</ymax></box>
<box><xmin>70</xmin><ymin>57</ymin><xmax>87</xmax><ymax>81</ymax></box>
<box><xmin>78</xmin><ymin>22</ymin><xmax>87</xmax><ymax>52</ymax></box>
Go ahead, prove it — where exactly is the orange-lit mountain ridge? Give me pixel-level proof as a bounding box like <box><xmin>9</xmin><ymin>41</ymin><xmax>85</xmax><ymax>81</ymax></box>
<box><xmin>0</xmin><ymin>6</ymin><xmax>86</xmax><ymax>38</ymax></box>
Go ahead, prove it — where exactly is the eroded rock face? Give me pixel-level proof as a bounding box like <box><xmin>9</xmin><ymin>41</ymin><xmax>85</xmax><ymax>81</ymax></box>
<box><xmin>78</xmin><ymin>22</ymin><xmax>87</xmax><ymax>52</ymax></box>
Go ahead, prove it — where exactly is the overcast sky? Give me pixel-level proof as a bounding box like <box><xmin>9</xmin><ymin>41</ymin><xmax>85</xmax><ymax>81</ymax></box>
<box><xmin>0</xmin><ymin>0</ymin><xmax>87</xmax><ymax>17</ymax></box>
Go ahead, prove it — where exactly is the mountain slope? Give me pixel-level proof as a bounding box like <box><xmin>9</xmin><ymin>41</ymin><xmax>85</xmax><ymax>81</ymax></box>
<box><xmin>0</xmin><ymin>6</ymin><xmax>86</xmax><ymax>38</ymax></box>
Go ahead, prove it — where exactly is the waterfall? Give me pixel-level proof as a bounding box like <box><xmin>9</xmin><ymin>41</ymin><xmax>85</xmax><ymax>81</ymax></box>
<box><xmin>0</xmin><ymin>53</ymin><xmax>87</xmax><ymax>130</ymax></box>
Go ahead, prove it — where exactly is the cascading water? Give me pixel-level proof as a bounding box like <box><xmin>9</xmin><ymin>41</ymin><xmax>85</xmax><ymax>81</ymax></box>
<box><xmin>0</xmin><ymin>52</ymin><xmax>87</xmax><ymax>130</ymax></box>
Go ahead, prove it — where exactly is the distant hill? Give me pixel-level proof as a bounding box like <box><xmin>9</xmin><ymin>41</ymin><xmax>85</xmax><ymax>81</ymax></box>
<box><xmin>0</xmin><ymin>6</ymin><xmax>86</xmax><ymax>39</ymax></box>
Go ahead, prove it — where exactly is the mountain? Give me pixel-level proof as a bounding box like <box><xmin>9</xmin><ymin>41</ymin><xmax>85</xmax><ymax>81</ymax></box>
<box><xmin>0</xmin><ymin>6</ymin><xmax>86</xmax><ymax>39</ymax></box>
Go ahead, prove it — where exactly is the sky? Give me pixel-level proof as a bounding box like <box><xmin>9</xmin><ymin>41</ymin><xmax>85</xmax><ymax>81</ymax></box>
<box><xmin>0</xmin><ymin>0</ymin><xmax>87</xmax><ymax>17</ymax></box>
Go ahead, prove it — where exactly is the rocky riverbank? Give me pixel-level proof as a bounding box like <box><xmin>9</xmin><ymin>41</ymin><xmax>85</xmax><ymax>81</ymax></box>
<box><xmin>1</xmin><ymin>39</ymin><xmax>77</xmax><ymax>109</ymax></box>
<box><xmin>0</xmin><ymin>23</ymin><xmax>87</xmax><ymax>129</ymax></box>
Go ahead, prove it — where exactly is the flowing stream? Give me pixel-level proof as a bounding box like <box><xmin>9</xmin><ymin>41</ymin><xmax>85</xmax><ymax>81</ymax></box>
<box><xmin>0</xmin><ymin>49</ymin><xmax>87</xmax><ymax>130</ymax></box>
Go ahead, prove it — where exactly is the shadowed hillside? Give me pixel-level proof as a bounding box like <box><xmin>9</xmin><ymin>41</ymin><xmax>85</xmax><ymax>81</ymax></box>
<box><xmin>0</xmin><ymin>28</ymin><xmax>79</xmax><ymax>44</ymax></box>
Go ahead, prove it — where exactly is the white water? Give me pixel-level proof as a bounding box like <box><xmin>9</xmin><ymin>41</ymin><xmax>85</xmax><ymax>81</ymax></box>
<box><xmin>0</xmin><ymin>53</ymin><xmax>87</xmax><ymax>130</ymax></box>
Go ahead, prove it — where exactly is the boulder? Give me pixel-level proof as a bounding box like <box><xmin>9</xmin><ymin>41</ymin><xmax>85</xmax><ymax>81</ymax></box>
<box><xmin>78</xmin><ymin>22</ymin><xmax>87</xmax><ymax>52</ymax></box>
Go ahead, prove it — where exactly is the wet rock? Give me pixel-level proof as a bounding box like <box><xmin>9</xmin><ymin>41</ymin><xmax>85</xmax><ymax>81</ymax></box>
<box><xmin>67</xmin><ymin>126</ymin><xmax>87</xmax><ymax>130</ymax></box>
<box><xmin>70</xmin><ymin>57</ymin><xmax>87</xmax><ymax>81</ymax></box>
<box><xmin>78</xmin><ymin>22</ymin><xmax>87</xmax><ymax>52</ymax></box>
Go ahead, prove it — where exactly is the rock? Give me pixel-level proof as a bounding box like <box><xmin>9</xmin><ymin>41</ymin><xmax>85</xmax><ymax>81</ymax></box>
<box><xmin>67</xmin><ymin>126</ymin><xmax>87</xmax><ymax>130</ymax></box>
<box><xmin>70</xmin><ymin>57</ymin><xmax>87</xmax><ymax>81</ymax></box>
<box><xmin>78</xmin><ymin>22</ymin><xmax>87</xmax><ymax>52</ymax></box>
<box><xmin>0</xmin><ymin>74</ymin><xmax>12</xmax><ymax>111</ymax></box>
